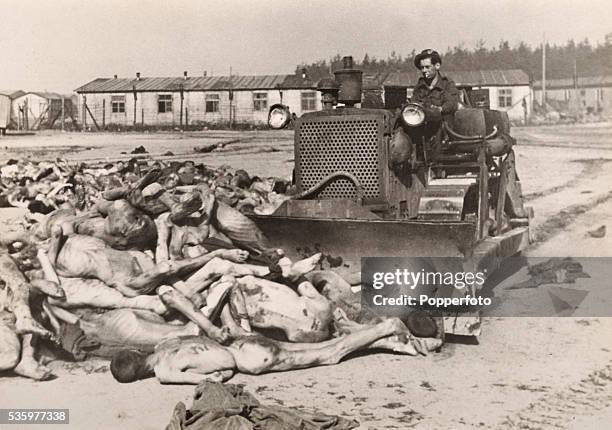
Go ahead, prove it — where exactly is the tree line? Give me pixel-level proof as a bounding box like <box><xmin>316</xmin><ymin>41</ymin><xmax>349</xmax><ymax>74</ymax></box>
<box><xmin>296</xmin><ymin>36</ymin><xmax>612</xmax><ymax>82</ymax></box>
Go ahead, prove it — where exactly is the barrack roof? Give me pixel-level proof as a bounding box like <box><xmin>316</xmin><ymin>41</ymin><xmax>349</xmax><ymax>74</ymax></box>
<box><xmin>75</xmin><ymin>74</ymin><xmax>316</xmax><ymax>93</ymax></box>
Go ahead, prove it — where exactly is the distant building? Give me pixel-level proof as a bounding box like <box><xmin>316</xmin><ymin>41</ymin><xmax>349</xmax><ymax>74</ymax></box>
<box><xmin>382</xmin><ymin>69</ymin><xmax>532</xmax><ymax>122</ymax></box>
<box><xmin>533</xmin><ymin>75</ymin><xmax>612</xmax><ymax>116</ymax></box>
<box><xmin>74</xmin><ymin>69</ymin><xmax>534</xmax><ymax>127</ymax></box>
<box><xmin>0</xmin><ymin>90</ymin><xmax>24</xmax><ymax>130</ymax></box>
<box><xmin>0</xmin><ymin>91</ymin><xmax>12</xmax><ymax>131</ymax></box>
<box><xmin>362</xmin><ymin>73</ymin><xmax>408</xmax><ymax>110</ymax></box>
<box><xmin>74</xmin><ymin>72</ymin><xmax>318</xmax><ymax>128</ymax></box>
<box><xmin>11</xmin><ymin>91</ymin><xmax>70</xmax><ymax>130</ymax></box>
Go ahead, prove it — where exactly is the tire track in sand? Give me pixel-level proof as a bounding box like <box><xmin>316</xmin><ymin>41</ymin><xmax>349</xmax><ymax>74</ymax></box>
<box><xmin>496</xmin><ymin>361</ymin><xmax>612</xmax><ymax>429</ymax></box>
<box><xmin>524</xmin><ymin>159</ymin><xmax>610</xmax><ymax>201</ymax></box>
<box><xmin>524</xmin><ymin>158</ymin><xmax>612</xmax><ymax>249</ymax></box>
<box><xmin>528</xmin><ymin>190</ymin><xmax>612</xmax><ymax>249</ymax></box>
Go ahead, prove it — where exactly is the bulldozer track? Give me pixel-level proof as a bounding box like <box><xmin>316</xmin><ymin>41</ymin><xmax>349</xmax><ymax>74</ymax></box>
<box><xmin>519</xmin><ymin>142</ymin><xmax>612</xmax><ymax>151</ymax></box>
<box><xmin>496</xmin><ymin>361</ymin><xmax>612</xmax><ymax>429</ymax></box>
<box><xmin>524</xmin><ymin>159</ymin><xmax>612</xmax><ymax>201</ymax></box>
<box><xmin>1</xmin><ymin>134</ymin><xmax>294</xmax><ymax>167</ymax></box>
<box><xmin>529</xmin><ymin>191</ymin><xmax>612</xmax><ymax>248</ymax></box>
<box><xmin>75</xmin><ymin>145</ymin><xmax>292</xmax><ymax>168</ymax></box>
<box><xmin>1</xmin><ymin>142</ymin><xmax>292</xmax><ymax>168</ymax></box>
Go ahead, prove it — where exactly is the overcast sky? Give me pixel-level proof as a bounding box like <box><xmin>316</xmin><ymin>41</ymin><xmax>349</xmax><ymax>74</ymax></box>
<box><xmin>0</xmin><ymin>0</ymin><xmax>610</xmax><ymax>93</ymax></box>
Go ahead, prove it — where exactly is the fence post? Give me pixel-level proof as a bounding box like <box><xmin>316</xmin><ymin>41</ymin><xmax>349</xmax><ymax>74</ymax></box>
<box><xmin>102</xmin><ymin>99</ymin><xmax>106</xmax><ymax>129</ymax></box>
<box><xmin>229</xmin><ymin>89</ymin><xmax>233</xmax><ymax>129</ymax></box>
<box><xmin>24</xmin><ymin>99</ymin><xmax>29</xmax><ymax>130</ymax></box>
<box><xmin>84</xmin><ymin>103</ymin><xmax>100</xmax><ymax>131</ymax></box>
<box><xmin>61</xmin><ymin>97</ymin><xmax>65</xmax><ymax>131</ymax></box>
<box><xmin>81</xmin><ymin>96</ymin><xmax>87</xmax><ymax>131</ymax></box>
<box><xmin>133</xmin><ymin>85</ymin><xmax>137</xmax><ymax>126</ymax></box>
<box><xmin>180</xmin><ymin>85</ymin><xmax>184</xmax><ymax>129</ymax></box>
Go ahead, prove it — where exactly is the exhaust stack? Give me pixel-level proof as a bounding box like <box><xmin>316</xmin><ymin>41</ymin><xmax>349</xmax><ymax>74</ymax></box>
<box><xmin>334</xmin><ymin>56</ymin><xmax>363</xmax><ymax>107</ymax></box>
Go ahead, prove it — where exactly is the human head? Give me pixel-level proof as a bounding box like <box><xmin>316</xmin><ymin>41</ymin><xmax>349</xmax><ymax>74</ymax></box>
<box><xmin>414</xmin><ymin>49</ymin><xmax>442</xmax><ymax>80</ymax></box>
<box><xmin>403</xmin><ymin>309</ymin><xmax>438</xmax><ymax>338</ymax></box>
<box><xmin>110</xmin><ymin>350</ymin><xmax>152</xmax><ymax>383</ymax></box>
<box><xmin>232</xmin><ymin>169</ymin><xmax>252</xmax><ymax>189</ymax></box>
<box><xmin>163</xmin><ymin>172</ymin><xmax>180</xmax><ymax>189</ymax></box>
<box><xmin>104</xmin><ymin>200</ymin><xmax>157</xmax><ymax>249</ymax></box>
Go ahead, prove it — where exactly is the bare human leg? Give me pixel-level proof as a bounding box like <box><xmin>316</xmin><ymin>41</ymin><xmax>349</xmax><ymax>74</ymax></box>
<box><xmin>177</xmin><ymin>257</ymin><xmax>267</xmax><ymax>298</ymax></box>
<box><xmin>0</xmin><ymin>251</ymin><xmax>51</xmax><ymax>338</ymax></box>
<box><xmin>158</xmin><ymin>285</ymin><xmax>230</xmax><ymax>344</ymax></box>
<box><xmin>230</xmin><ymin>318</ymin><xmax>407</xmax><ymax>375</ymax></box>
<box><xmin>277</xmin><ymin>253</ymin><xmax>322</xmax><ymax>281</ymax></box>
<box><xmin>13</xmin><ymin>334</ymin><xmax>52</xmax><ymax>380</ymax></box>
<box><xmin>0</xmin><ymin>319</ymin><xmax>21</xmax><ymax>372</ymax></box>
<box><xmin>333</xmin><ymin>309</ymin><xmax>442</xmax><ymax>355</ymax></box>
<box><xmin>120</xmin><ymin>249</ymin><xmax>249</xmax><ymax>296</ymax></box>
<box><xmin>49</xmin><ymin>278</ymin><xmax>167</xmax><ymax>315</ymax></box>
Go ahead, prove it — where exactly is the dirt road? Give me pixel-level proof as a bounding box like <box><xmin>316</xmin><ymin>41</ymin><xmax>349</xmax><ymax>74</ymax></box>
<box><xmin>0</xmin><ymin>123</ymin><xmax>611</xmax><ymax>429</ymax></box>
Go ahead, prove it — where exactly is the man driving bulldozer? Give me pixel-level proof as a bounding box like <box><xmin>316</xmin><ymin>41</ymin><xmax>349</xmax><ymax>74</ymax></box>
<box><xmin>412</xmin><ymin>49</ymin><xmax>459</xmax><ymax>120</ymax></box>
<box><xmin>405</xmin><ymin>49</ymin><xmax>460</xmax><ymax>155</ymax></box>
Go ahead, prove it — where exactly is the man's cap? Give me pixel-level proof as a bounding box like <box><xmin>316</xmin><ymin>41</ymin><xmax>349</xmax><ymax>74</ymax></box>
<box><xmin>414</xmin><ymin>49</ymin><xmax>442</xmax><ymax>68</ymax></box>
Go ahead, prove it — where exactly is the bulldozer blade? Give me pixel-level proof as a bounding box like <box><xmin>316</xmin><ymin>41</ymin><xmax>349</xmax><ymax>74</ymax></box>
<box><xmin>249</xmin><ymin>215</ymin><xmax>477</xmax><ymax>271</ymax></box>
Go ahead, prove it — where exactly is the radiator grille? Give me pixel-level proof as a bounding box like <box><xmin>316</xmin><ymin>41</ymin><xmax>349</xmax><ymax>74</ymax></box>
<box><xmin>298</xmin><ymin>118</ymin><xmax>380</xmax><ymax>199</ymax></box>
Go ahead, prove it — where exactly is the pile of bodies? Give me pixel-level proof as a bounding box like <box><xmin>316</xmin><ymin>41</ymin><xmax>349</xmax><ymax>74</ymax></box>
<box><xmin>0</xmin><ymin>157</ymin><xmax>292</xmax><ymax>216</ymax></box>
<box><xmin>0</xmin><ymin>157</ymin><xmax>442</xmax><ymax>384</ymax></box>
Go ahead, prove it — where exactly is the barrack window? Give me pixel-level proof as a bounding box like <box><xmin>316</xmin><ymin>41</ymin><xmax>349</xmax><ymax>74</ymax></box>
<box><xmin>253</xmin><ymin>92</ymin><xmax>268</xmax><ymax>111</ymax></box>
<box><xmin>111</xmin><ymin>95</ymin><xmax>125</xmax><ymax>113</ymax></box>
<box><xmin>158</xmin><ymin>94</ymin><xmax>172</xmax><ymax>113</ymax></box>
<box><xmin>205</xmin><ymin>93</ymin><xmax>220</xmax><ymax>113</ymax></box>
<box><xmin>498</xmin><ymin>88</ymin><xmax>512</xmax><ymax>108</ymax></box>
<box><xmin>301</xmin><ymin>91</ymin><xmax>317</xmax><ymax>111</ymax></box>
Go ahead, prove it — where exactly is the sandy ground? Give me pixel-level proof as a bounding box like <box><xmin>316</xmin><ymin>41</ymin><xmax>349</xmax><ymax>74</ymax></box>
<box><xmin>0</xmin><ymin>123</ymin><xmax>611</xmax><ymax>429</ymax></box>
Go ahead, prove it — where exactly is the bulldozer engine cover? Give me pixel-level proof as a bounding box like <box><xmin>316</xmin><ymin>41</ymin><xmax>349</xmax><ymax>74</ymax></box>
<box><xmin>295</xmin><ymin>108</ymin><xmax>392</xmax><ymax>205</ymax></box>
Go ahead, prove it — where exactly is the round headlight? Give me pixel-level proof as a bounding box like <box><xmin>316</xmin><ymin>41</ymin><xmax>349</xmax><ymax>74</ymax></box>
<box><xmin>401</xmin><ymin>103</ymin><xmax>426</xmax><ymax>127</ymax></box>
<box><xmin>268</xmin><ymin>104</ymin><xmax>291</xmax><ymax>129</ymax></box>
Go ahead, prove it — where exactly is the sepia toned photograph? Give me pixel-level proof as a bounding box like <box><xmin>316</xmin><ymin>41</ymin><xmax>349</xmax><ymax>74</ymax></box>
<box><xmin>1</xmin><ymin>1</ymin><xmax>611</xmax><ymax>428</ymax></box>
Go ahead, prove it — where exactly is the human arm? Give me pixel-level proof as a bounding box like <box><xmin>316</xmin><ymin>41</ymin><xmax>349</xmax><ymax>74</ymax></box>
<box><xmin>440</xmin><ymin>79</ymin><xmax>459</xmax><ymax>115</ymax></box>
<box><xmin>158</xmin><ymin>285</ymin><xmax>231</xmax><ymax>344</ymax></box>
<box><xmin>155</xmin><ymin>366</ymin><xmax>234</xmax><ymax>384</ymax></box>
<box><xmin>155</xmin><ymin>212</ymin><xmax>172</xmax><ymax>262</ymax></box>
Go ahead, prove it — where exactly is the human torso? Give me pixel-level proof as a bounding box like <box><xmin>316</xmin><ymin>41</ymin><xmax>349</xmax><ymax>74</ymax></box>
<box><xmin>168</xmin><ymin>217</ymin><xmax>211</xmax><ymax>259</ymax></box>
<box><xmin>80</xmin><ymin>309</ymin><xmax>197</xmax><ymax>349</ymax></box>
<box><xmin>237</xmin><ymin>276</ymin><xmax>332</xmax><ymax>342</ymax></box>
<box><xmin>55</xmin><ymin>235</ymin><xmax>155</xmax><ymax>284</ymax></box>
<box><xmin>153</xmin><ymin>336</ymin><xmax>236</xmax><ymax>374</ymax></box>
<box><xmin>412</xmin><ymin>75</ymin><xmax>452</xmax><ymax>108</ymax></box>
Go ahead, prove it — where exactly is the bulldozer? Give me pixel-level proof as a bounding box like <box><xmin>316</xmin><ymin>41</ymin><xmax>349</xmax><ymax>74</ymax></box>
<box><xmin>250</xmin><ymin>57</ymin><xmax>532</xmax><ymax>336</ymax></box>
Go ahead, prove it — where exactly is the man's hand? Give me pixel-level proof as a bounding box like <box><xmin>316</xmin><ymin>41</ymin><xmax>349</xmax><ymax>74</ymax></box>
<box><xmin>424</xmin><ymin>105</ymin><xmax>443</xmax><ymax>121</ymax></box>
